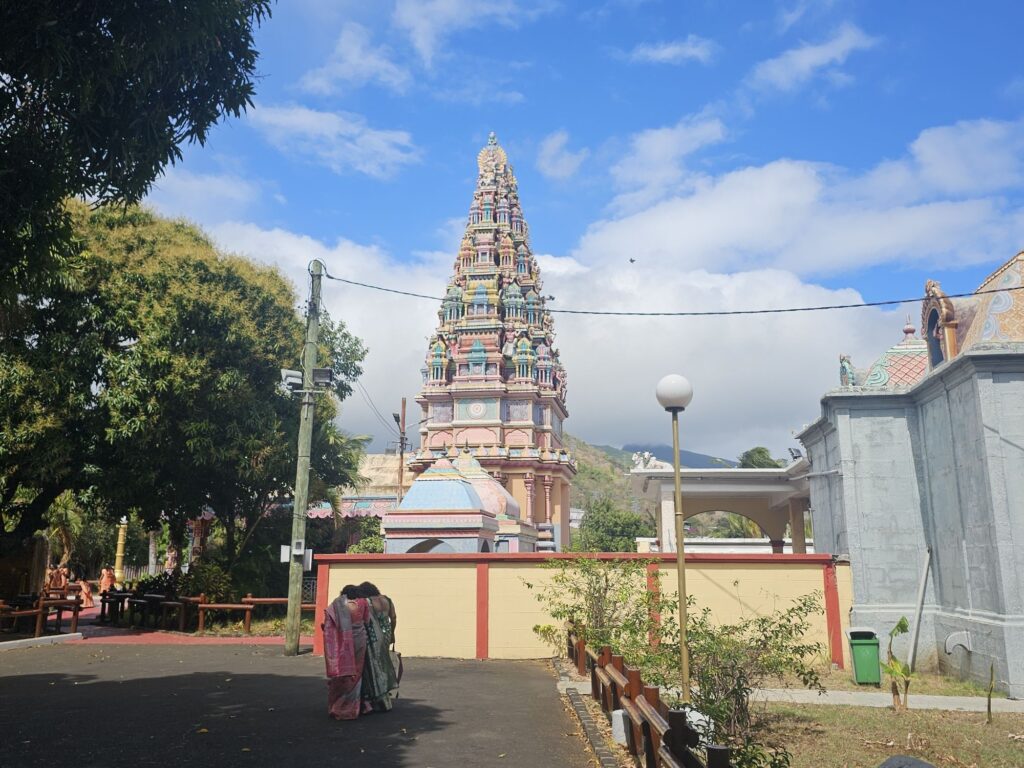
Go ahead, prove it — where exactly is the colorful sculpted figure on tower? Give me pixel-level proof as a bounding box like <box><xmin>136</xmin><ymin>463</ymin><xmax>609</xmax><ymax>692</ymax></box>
<box><xmin>408</xmin><ymin>133</ymin><xmax>576</xmax><ymax>551</ymax></box>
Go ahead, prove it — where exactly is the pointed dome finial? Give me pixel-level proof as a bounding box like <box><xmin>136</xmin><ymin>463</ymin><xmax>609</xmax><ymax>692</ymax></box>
<box><xmin>903</xmin><ymin>314</ymin><xmax>916</xmax><ymax>339</ymax></box>
<box><xmin>488</xmin><ymin>131</ymin><xmax>497</xmax><ymax>145</ymax></box>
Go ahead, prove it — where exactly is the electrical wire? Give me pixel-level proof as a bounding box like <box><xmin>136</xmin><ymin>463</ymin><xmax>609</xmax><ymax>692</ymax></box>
<box><xmin>320</xmin><ymin>266</ymin><xmax>1024</xmax><ymax>318</ymax></box>
<box><xmin>356</xmin><ymin>379</ymin><xmax>401</xmax><ymax>439</ymax></box>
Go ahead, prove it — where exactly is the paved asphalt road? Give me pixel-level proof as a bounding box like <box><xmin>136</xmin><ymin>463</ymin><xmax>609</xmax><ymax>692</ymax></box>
<box><xmin>0</xmin><ymin>644</ymin><xmax>592</xmax><ymax>768</ymax></box>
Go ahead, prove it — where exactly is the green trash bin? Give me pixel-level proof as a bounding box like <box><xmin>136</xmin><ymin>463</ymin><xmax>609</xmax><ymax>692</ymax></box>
<box><xmin>847</xmin><ymin>627</ymin><xmax>881</xmax><ymax>686</ymax></box>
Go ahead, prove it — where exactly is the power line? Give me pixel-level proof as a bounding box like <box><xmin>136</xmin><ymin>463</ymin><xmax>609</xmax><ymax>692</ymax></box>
<box><xmin>356</xmin><ymin>379</ymin><xmax>401</xmax><ymax>439</ymax></box>
<box><xmin>321</xmin><ymin>266</ymin><xmax>1024</xmax><ymax>318</ymax></box>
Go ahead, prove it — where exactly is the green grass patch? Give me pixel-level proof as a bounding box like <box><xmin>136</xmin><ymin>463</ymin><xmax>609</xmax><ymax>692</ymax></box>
<box><xmin>765</xmin><ymin>704</ymin><xmax>1024</xmax><ymax>768</ymax></box>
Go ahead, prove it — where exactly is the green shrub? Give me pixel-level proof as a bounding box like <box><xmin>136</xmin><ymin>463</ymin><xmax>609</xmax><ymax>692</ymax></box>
<box><xmin>528</xmin><ymin>558</ymin><xmax>825</xmax><ymax>768</ymax></box>
<box><xmin>181</xmin><ymin>562</ymin><xmax>233</xmax><ymax>602</ymax></box>
<box><xmin>135</xmin><ymin>571</ymin><xmax>181</xmax><ymax>595</ymax></box>
<box><xmin>347</xmin><ymin>534</ymin><xmax>384</xmax><ymax>554</ymax></box>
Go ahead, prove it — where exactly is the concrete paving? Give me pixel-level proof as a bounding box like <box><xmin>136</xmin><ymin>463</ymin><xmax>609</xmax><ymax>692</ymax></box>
<box><xmin>0</xmin><ymin>645</ymin><xmax>591</xmax><ymax>768</ymax></box>
<box><xmin>756</xmin><ymin>687</ymin><xmax>1024</xmax><ymax>712</ymax></box>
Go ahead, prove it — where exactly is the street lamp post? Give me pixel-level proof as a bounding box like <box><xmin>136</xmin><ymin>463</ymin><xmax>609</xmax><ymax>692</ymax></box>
<box><xmin>656</xmin><ymin>374</ymin><xmax>694</xmax><ymax>704</ymax></box>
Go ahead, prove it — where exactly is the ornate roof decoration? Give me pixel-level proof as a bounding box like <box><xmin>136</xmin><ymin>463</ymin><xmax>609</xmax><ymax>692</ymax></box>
<box><xmin>959</xmin><ymin>251</ymin><xmax>1024</xmax><ymax>352</ymax></box>
<box><xmin>842</xmin><ymin>251</ymin><xmax>1024</xmax><ymax>390</ymax></box>
<box><xmin>420</xmin><ymin>132</ymin><xmax>567</xmax><ymax>401</ymax></box>
<box><xmin>839</xmin><ymin>317</ymin><xmax>928</xmax><ymax>390</ymax></box>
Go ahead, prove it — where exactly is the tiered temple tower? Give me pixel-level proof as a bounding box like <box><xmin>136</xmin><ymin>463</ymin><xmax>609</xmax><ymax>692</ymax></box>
<box><xmin>408</xmin><ymin>133</ymin><xmax>576</xmax><ymax>550</ymax></box>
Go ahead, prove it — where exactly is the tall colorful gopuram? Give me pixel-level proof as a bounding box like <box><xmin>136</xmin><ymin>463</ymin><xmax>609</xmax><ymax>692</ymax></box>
<box><xmin>407</xmin><ymin>132</ymin><xmax>576</xmax><ymax>551</ymax></box>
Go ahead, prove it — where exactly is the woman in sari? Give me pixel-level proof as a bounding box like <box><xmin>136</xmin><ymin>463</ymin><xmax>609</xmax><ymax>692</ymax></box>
<box><xmin>323</xmin><ymin>585</ymin><xmax>371</xmax><ymax>720</ymax></box>
<box><xmin>77</xmin><ymin>577</ymin><xmax>95</xmax><ymax>608</ymax></box>
<box><xmin>359</xmin><ymin>582</ymin><xmax>398</xmax><ymax>713</ymax></box>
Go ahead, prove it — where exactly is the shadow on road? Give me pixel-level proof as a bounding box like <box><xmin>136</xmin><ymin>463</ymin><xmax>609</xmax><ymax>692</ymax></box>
<box><xmin>0</xmin><ymin>669</ymin><xmax>448</xmax><ymax>768</ymax></box>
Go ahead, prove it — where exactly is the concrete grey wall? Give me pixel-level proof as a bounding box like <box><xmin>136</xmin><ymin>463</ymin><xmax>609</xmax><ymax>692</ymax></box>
<box><xmin>799</xmin><ymin>347</ymin><xmax>1024</xmax><ymax>696</ymax></box>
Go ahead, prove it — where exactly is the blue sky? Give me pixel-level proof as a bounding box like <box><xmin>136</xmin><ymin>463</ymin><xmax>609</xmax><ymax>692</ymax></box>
<box><xmin>148</xmin><ymin>0</ymin><xmax>1024</xmax><ymax>459</ymax></box>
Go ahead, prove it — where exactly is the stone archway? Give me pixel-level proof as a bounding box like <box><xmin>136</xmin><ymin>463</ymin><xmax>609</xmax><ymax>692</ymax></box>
<box><xmin>685</xmin><ymin>510</ymin><xmax>768</xmax><ymax>539</ymax></box>
<box><xmin>407</xmin><ymin>538</ymin><xmax>456</xmax><ymax>554</ymax></box>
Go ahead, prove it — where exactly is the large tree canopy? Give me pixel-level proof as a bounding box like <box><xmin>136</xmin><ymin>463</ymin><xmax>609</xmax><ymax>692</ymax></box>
<box><xmin>0</xmin><ymin>1</ymin><xmax>271</xmax><ymax>299</ymax></box>
<box><xmin>1</xmin><ymin>202</ymin><xmax>367</xmax><ymax>555</ymax></box>
<box><xmin>737</xmin><ymin>446</ymin><xmax>786</xmax><ymax>469</ymax></box>
<box><xmin>573</xmin><ymin>497</ymin><xmax>654</xmax><ymax>553</ymax></box>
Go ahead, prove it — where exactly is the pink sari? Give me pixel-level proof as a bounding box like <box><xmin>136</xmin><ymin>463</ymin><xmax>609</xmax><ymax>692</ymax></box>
<box><xmin>324</xmin><ymin>596</ymin><xmax>369</xmax><ymax>720</ymax></box>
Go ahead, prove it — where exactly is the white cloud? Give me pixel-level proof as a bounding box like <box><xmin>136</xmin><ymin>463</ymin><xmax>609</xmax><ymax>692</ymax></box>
<box><xmin>610</xmin><ymin>114</ymin><xmax>726</xmax><ymax>212</ymax></box>
<box><xmin>583</xmin><ymin>157</ymin><xmax>1020</xmax><ymax>277</ymax></box>
<box><xmin>392</xmin><ymin>0</ymin><xmax>533</xmax><ymax>67</ymax></box>
<box><xmin>160</xmin><ymin>116</ymin><xmax>1024</xmax><ymax>458</ymax></box>
<box><xmin>249</xmin><ymin>104</ymin><xmax>420</xmax><ymax>179</ymax></box>
<box><xmin>748</xmin><ymin>22</ymin><xmax>878</xmax><ymax>92</ymax></box>
<box><xmin>210</xmin><ymin>218</ymin><xmax>900</xmax><ymax>459</ymax></box>
<box><xmin>210</xmin><ymin>221</ymin><xmax>448</xmax><ymax>451</ymax></box>
<box><xmin>536</xmin><ymin>130</ymin><xmax>590</xmax><ymax>180</ymax></box>
<box><xmin>434</xmin><ymin>80</ymin><xmax>526</xmax><ymax>106</ymax></box>
<box><xmin>628</xmin><ymin>35</ymin><xmax>717</xmax><ymax>65</ymax></box>
<box><xmin>300</xmin><ymin>23</ymin><xmax>411</xmax><ymax>95</ymax></box>
<box><xmin>776</xmin><ymin>0</ymin><xmax>837</xmax><ymax>33</ymax></box>
<box><xmin>147</xmin><ymin>168</ymin><xmax>261</xmax><ymax>227</ymax></box>
<box><xmin>534</xmin><ymin>253</ymin><xmax>589</xmax><ymax>277</ymax></box>
<box><xmin>843</xmin><ymin>118</ymin><xmax>1024</xmax><ymax>204</ymax></box>
<box><xmin>549</xmin><ymin>265</ymin><xmax>902</xmax><ymax>459</ymax></box>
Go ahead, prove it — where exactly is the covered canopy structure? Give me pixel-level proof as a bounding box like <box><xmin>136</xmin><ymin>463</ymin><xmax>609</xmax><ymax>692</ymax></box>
<box><xmin>629</xmin><ymin>455</ymin><xmax>811</xmax><ymax>553</ymax></box>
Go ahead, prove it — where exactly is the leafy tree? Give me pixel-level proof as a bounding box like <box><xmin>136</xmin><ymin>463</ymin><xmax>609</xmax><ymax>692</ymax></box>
<box><xmin>737</xmin><ymin>446</ymin><xmax>785</xmax><ymax>469</ymax></box>
<box><xmin>0</xmin><ymin>1</ymin><xmax>271</xmax><ymax>300</ymax></box>
<box><xmin>573</xmin><ymin>497</ymin><xmax>654</xmax><ymax>552</ymax></box>
<box><xmin>1</xmin><ymin>203</ymin><xmax>367</xmax><ymax>565</ymax></box>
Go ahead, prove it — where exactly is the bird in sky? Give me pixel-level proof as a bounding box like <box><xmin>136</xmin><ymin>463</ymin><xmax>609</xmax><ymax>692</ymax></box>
<box><xmin>629</xmin><ymin>258</ymin><xmax>636</xmax><ymax>263</ymax></box>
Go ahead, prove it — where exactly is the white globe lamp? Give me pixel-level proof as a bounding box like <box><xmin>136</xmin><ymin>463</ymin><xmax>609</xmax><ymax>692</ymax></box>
<box><xmin>656</xmin><ymin>374</ymin><xmax>694</xmax><ymax>412</ymax></box>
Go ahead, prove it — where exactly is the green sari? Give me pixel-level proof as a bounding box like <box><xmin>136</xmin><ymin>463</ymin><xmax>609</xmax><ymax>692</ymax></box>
<box><xmin>363</xmin><ymin>596</ymin><xmax>398</xmax><ymax>711</ymax></box>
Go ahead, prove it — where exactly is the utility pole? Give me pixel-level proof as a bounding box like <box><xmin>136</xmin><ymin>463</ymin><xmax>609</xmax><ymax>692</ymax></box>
<box><xmin>394</xmin><ymin>398</ymin><xmax>407</xmax><ymax>504</ymax></box>
<box><xmin>284</xmin><ymin>259</ymin><xmax>323</xmax><ymax>656</ymax></box>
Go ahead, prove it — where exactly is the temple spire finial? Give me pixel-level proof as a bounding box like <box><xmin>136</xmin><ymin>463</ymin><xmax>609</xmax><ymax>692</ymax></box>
<box><xmin>488</xmin><ymin>131</ymin><xmax>497</xmax><ymax>145</ymax></box>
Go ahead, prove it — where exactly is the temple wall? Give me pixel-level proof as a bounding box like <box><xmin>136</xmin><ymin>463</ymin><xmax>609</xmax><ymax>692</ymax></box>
<box><xmin>315</xmin><ymin>553</ymin><xmax>851</xmax><ymax>664</ymax></box>
<box><xmin>327</xmin><ymin>562</ymin><xmax>477</xmax><ymax>658</ymax></box>
<box><xmin>800</xmin><ymin>348</ymin><xmax>1024</xmax><ymax>695</ymax></box>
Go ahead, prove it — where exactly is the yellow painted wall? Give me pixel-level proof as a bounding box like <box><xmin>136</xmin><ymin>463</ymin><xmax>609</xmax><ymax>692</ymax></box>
<box><xmin>656</xmin><ymin>562</ymin><xmax>848</xmax><ymax>667</ymax></box>
<box><xmin>325</xmin><ymin>559</ymin><xmax>844</xmax><ymax>662</ymax></box>
<box><xmin>488</xmin><ymin>563</ymin><xmax>558</xmax><ymax>658</ymax></box>
<box><xmin>328</xmin><ymin>562</ymin><xmax>477</xmax><ymax>658</ymax></box>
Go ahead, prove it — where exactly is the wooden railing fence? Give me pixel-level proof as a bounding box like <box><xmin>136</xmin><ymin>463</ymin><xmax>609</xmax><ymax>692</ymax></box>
<box><xmin>567</xmin><ymin>630</ymin><xmax>732</xmax><ymax>768</ymax></box>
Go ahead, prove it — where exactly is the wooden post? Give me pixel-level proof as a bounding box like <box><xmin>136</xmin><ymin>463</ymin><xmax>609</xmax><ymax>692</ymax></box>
<box><xmin>626</xmin><ymin>667</ymin><xmax>644</xmax><ymax>757</ymax></box>
<box><xmin>244</xmin><ymin>607</ymin><xmax>252</xmax><ymax>634</ymax></box>
<box><xmin>575</xmin><ymin>638</ymin><xmax>587</xmax><ymax>677</ymax></box>
<box><xmin>611</xmin><ymin>654</ymin><xmax>624</xmax><ymax>709</ymax></box>
<box><xmin>706</xmin><ymin>745</ymin><xmax>732</xmax><ymax>768</ymax></box>
<box><xmin>599</xmin><ymin>646</ymin><xmax>612</xmax><ymax>712</ymax></box>
<box><xmin>198</xmin><ymin>606</ymin><xmax>205</xmax><ymax>633</ymax></box>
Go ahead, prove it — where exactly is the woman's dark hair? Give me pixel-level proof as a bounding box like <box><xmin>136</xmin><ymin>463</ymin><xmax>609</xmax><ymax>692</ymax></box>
<box><xmin>340</xmin><ymin>584</ymin><xmax>363</xmax><ymax>599</ymax></box>
<box><xmin>359</xmin><ymin>581</ymin><xmax>381</xmax><ymax>597</ymax></box>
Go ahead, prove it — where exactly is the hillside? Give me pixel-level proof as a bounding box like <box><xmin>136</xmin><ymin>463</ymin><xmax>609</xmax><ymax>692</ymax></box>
<box><xmin>622</xmin><ymin>443</ymin><xmax>737</xmax><ymax>468</ymax></box>
<box><xmin>565</xmin><ymin>435</ymin><xmax>735</xmax><ymax>517</ymax></box>
<box><xmin>564</xmin><ymin>433</ymin><xmax>637</xmax><ymax>515</ymax></box>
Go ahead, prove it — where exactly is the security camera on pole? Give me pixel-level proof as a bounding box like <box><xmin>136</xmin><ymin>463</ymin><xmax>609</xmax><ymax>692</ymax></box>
<box><xmin>282</xmin><ymin>259</ymin><xmax>335</xmax><ymax>656</ymax></box>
